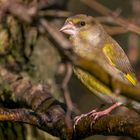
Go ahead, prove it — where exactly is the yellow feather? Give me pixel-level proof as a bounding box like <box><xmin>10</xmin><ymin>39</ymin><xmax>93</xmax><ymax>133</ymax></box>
<box><xmin>103</xmin><ymin>44</ymin><xmax>137</xmax><ymax>86</ymax></box>
<box><xmin>73</xmin><ymin>67</ymin><xmax>113</xmax><ymax>97</ymax></box>
<box><xmin>102</xmin><ymin>44</ymin><xmax>116</xmax><ymax>66</ymax></box>
<box><xmin>125</xmin><ymin>74</ymin><xmax>137</xmax><ymax>86</ymax></box>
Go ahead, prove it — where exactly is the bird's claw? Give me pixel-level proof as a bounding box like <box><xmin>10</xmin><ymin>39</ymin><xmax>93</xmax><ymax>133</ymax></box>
<box><xmin>90</xmin><ymin>102</ymin><xmax>122</xmax><ymax>122</ymax></box>
<box><xmin>73</xmin><ymin>102</ymin><xmax>121</xmax><ymax>130</ymax></box>
<box><xmin>74</xmin><ymin>109</ymin><xmax>97</xmax><ymax>130</ymax></box>
<box><xmin>90</xmin><ymin>110</ymin><xmax>109</xmax><ymax>122</ymax></box>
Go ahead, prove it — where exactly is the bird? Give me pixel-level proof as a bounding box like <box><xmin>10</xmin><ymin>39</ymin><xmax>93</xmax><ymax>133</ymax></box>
<box><xmin>60</xmin><ymin>14</ymin><xmax>137</xmax><ymax>124</ymax></box>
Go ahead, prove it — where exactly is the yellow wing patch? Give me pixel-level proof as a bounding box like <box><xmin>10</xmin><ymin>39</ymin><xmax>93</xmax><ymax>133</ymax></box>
<box><xmin>102</xmin><ymin>43</ymin><xmax>116</xmax><ymax>66</ymax></box>
<box><xmin>124</xmin><ymin>74</ymin><xmax>137</xmax><ymax>86</ymax></box>
<box><xmin>103</xmin><ymin>43</ymin><xmax>137</xmax><ymax>86</ymax></box>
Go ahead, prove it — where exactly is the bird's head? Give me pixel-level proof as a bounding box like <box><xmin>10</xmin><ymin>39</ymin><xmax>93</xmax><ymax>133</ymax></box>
<box><xmin>60</xmin><ymin>14</ymin><xmax>97</xmax><ymax>36</ymax></box>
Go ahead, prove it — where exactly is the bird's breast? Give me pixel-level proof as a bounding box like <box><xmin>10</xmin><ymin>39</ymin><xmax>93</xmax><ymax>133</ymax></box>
<box><xmin>71</xmin><ymin>33</ymin><xmax>102</xmax><ymax>60</ymax></box>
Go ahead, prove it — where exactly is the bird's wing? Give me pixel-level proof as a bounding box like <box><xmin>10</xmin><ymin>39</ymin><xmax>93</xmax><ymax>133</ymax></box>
<box><xmin>102</xmin><ymin>39</ymin><xmax>137</xmax><ymax>85</ymax></box>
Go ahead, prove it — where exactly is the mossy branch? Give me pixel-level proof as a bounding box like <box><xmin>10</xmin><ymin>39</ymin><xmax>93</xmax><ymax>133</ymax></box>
<box><xmin>0</xmin><ymin>66</ymin><xmax>140</xmax><ymax>139</ymax></box>
<box><xmin>73</xmin><ymin>114</ymin><xmax>140</xmax><ymax>140</ymax></box>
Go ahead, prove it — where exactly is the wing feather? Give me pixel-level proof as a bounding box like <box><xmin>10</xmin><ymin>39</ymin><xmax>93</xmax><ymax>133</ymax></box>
<box><xmin>102</xmin><ymin>39</ymin><xmax>137</xmax><ymax>85</ymax></box>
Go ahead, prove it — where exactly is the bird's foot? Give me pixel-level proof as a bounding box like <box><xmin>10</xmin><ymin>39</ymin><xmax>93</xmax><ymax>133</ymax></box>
<box><xmin>90</xmin><ymin>102</ymin><xmax>122</xmax><ymax>121</ymax></box>
<box><xmin>74</xmin><ymin>102</ymin><xmax>122</xmax><ymax>130</ymax></box>
<box><xmin>74</xmin><ymin>109</ymin><xmax>97</xmax><ymax>130</ymax></box>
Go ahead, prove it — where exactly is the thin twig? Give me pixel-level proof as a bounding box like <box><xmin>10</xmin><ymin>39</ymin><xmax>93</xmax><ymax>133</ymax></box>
<box><xmin>39</xmin><ymin>10</ymin><xmax>72</xmax><ymax>18</ymax></box>
<box><xmin>103</xmin><ymin>25</ymin><xmax>128</xmax><ymax>35</ymax></box>
<box><xmin>61</xmin><ymin>62</ymin><xmax>73</xmax><ymax>129</ymax></box>
<box><xmin>61</xmin><ymin>62</ymin><xmax>73</xmax><ymax>111</ymax></box>
<box><xmin>81</xmin><ymin>0</ymin><xmax>140</xmax><ymax>35</ymax></box>
<box><xmin>40</xmin><ymin>19</ymin><xmax>72</xmax><ymax>49</ymax></box>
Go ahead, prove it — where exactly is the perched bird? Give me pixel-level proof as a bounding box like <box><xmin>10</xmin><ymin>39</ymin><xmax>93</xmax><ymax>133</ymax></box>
<box><xmin>60</xmin><ymin>14</ymin><xmax>137</xmax><ymax>122</ymax></box>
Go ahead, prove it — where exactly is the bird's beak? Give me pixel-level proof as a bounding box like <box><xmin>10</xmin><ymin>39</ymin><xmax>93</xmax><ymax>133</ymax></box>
<box><xmin>60</xmin><ymin>22</ymin><xmax>76</xmax><ymax>35</ymax></box>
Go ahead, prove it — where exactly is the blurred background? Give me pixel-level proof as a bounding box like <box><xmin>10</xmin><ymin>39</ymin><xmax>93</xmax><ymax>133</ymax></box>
<box><xmin>0</xmin><ymin>0</ymin><xmax>140</xmax><ymax>140</ymax></box>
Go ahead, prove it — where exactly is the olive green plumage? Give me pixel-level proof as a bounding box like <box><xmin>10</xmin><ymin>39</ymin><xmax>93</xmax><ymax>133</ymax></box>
<box><xmin>60</xmin><ymin>14</ymin><xmax>137</xmax><ymax>99</ymax></box>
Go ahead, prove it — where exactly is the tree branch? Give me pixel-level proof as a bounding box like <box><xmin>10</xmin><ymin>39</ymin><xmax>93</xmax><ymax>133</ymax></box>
<box><xmin>0</xmin><ymin>79</ymin><xmax>139</xmax><ymax>139</ymax></box>
<box><xmin>73</xmin><ymin>114</ymin><xmax>140</xmax><ymax>140</ymax></box>
<box><xmin>81</xmin><ymin>0</ymin><xmax>140</xmax><ymax>35</ymax></box>
<box><xmin>0</xmin><ymin>67</ymin><xmax>140</xmax><ymax>139</ymax></box>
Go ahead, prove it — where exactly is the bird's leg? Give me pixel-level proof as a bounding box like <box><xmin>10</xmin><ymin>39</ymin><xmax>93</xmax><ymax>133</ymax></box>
<box><xmin>74</xmin><ymin>103</ymin><xmax>106</xmax><ymax>129</ymax></box>
<box><xmin>74</xmin><ymin>102</ymin><xmax>122</xmax><ymax>129</ymax></box>
<box><xmin>90</xmin><ymin>102</ymin><xmax>122</xmax><ymax>121</ymax></box>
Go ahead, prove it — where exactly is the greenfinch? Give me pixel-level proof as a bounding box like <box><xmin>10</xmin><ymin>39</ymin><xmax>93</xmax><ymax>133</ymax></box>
<box><xmin>60</xmin><ymin>14</ymin><xmax>137</xmax><ymax>121</ymax></box>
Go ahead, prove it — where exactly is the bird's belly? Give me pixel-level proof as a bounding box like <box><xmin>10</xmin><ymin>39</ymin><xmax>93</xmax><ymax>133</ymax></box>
<box><xmin>73</xmin><ymin>67</ymin><xmax>113</xmax><ymax>97</ymax></box>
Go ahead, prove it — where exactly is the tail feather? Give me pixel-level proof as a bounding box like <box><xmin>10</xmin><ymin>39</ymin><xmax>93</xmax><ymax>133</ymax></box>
<box><xmin>125</xmin><ymin>74</ymin><xmax>137</xmax><ymax>86</ymax></box>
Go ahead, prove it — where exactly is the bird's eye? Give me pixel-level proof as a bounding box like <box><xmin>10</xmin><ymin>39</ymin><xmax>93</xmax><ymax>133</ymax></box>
<box><xmin>80</xmin><ymin>21</ymin><xmax>86</xmax><ymax>26</ymax></box>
